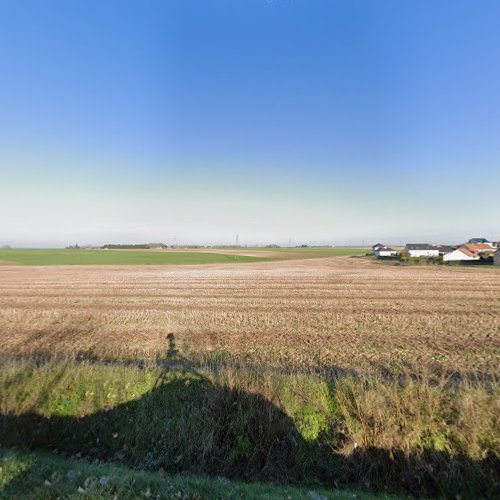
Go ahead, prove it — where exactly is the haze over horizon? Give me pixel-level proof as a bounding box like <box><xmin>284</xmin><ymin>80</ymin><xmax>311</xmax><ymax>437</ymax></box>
<box><xmin>1</xmin><ymin>0</ymin><xmax>499</xmax><ymax>247</ymax></box>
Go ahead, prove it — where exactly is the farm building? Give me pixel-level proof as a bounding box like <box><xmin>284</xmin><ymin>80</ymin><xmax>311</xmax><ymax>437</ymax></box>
<box><xmin>443</xmin><ymin>247</ymin><xmax>480</xmax><ymax>262</ymax></box>
<box><xmin>405</xmin><ymin>244</ymin><xmax>440</xmax><ymax>258</ymax></box>
<box><xmin>463</xmin><ymin>242</ymin><xmax>495</xmax><ymax>255</ymax></box>
<box><xmin>374</xmin><ymin>246</ymin><xmax>399</xmax><ymax>258</ymax></box>
<box><xmin>371</xmin><ymin>243</ymin><xmax>385</xmax><ymax>254</ymax></box>
<box><xmin>434</xmin><ymin>245</ymin><xmax>455</xmax><ymax>255</ymax></box>
<box><xmin>495</xmin><ymin>249</ymin><xmax>500</xmax><ymax>266</ymax></box>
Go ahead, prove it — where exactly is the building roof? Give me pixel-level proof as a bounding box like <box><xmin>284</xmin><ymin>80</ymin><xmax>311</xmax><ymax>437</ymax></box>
<box><xmin>372</xmin><ymin>243</ymin><xmax>384</xmax><ymax>249</ymax></box>
<box><xmin>457</xmin><ymin>247</ymin><xmax>478</xmax><ymax>258</ymax></box>
<box><xmin>464</xmin><ymin>243</ymin><xmax>494</xmax><ymax>252</ymax></box>
<box><xmin>434</xmin><ymin>245</ymin><xmax>455</xmax><ymax>253</ymax></box>
<box><xmin>376</xmin><ymin>246</ymin><xmax>396</xmax><ymax>252</ymax></box>
<box><xmin>406</xmin><ymin>244</ymin><xmax>435</xmax><ymax>251</ymax></box>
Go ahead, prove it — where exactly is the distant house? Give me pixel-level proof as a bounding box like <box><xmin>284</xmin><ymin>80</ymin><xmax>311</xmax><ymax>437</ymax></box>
<box><xmin>371</xmin><ymin>243</ymin><xmax>385</xmax><ymax>255</ymax></box>
<box><xmin>468</xmin><ymin>238</ymin><xmax>489</xmax><ymax>244</ymax></box>
<box><xmin>405</xmin><ymin>244</ymin><xmax>440</xmax><ymax>258</ymax></box>
<box><xmin>495</xmin><ymin>249</ymin><xmax>500</xmax><ymax>266</ymax></box>
<box><xmin>463</xmin><ymin>242</ymin><xmax>495</xmax><ymax>255</ymax></box>
<box><xmin>433</xmin><ymin>245</ymin><xmax>455</xmax><ymax>255</ymax></box>
<box><xmin>443</xmin><ymin>247</ymin><xmax>480</xmax><ymax>262</ymax></box>
<box><xmin>374</xmin><ymin>246</ymin><xmax>399</xmax><ymax>258</ymax></box>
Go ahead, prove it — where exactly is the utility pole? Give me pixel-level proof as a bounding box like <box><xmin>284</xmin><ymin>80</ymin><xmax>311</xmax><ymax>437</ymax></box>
<box><xmin>236</xmin><ymin>234</ymin><xmax>239</xmax><ymax>247</ymax></box>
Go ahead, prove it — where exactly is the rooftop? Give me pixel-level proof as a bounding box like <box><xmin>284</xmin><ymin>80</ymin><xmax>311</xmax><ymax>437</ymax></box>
<box><xmin>406</xmin><ymin>244</ymin><xmax>435</xmax><ymax>250</ymax></box>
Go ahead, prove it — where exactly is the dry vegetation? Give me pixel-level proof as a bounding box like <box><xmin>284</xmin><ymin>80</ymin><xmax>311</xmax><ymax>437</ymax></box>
<box><xmin>0</xmin><ymin>256</ymin><xmax>498</xmax><ymax>375</ymax></box>
<box><xmin>1</xmin><ymin>255</ymin><xmax>499</xmax><ymax>497</ymax></box>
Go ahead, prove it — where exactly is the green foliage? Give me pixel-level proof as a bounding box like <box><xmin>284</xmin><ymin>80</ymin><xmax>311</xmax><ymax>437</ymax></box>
<box><xmin>278</xmin><ymin>376</ymin><xmax>335</xmax><ymax>442</ymax></box>
<box><xmin>102</xmin><ymin>244</ymin><xmax>152</xmax><ymax>249</ymax></box>
<box><xmin>0</xmin><ymin>449</ymin><xmax>385</xmax><ymax>499</ymax></box>
<box><xmin>0</xmin><ymin>361</ymin><xmax>498</xmax><ymax>498</ymax></box>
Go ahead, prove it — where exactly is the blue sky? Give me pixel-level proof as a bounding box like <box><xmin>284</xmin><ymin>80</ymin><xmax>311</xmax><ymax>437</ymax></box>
<box><xmin>1</xmin><ymin>0</ymin><xmax>499</xmax><ymax>246</ymax></box>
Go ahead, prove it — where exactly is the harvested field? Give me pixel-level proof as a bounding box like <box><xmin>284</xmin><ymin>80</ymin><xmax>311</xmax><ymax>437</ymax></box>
<box><xmin>1</xmin><ymin>255</ymin><xmax>499</xmax><ymax>498</ymax></box>
<box><xmin>1</xmin><ymin>256</ymin><xmax>498</xmax><ymax>375</ymax></box>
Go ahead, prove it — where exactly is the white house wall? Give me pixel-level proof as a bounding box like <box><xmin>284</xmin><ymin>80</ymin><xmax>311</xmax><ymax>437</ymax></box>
<box><xmin>408</xmin><ymin>250</ymin><xmax>440</xmax><ymax>258</ymax></box>
<box><xmin>443</xmin><ymin>250</ymin><xmax>478</xmax><ymax>261</ymax></box>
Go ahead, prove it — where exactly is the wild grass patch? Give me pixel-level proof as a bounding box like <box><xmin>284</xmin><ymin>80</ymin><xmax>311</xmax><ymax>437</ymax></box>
<box><xmin>0</xmin><ymin>360</ymin><xmax>498</xmax><ymax>498</ymax></box>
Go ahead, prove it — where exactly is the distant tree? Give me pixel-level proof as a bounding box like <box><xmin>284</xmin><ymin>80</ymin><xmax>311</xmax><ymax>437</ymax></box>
<box><xmin>102</xmin><ymin>244</ymin><xmax>149</xmax><ymax>249</ymax></box>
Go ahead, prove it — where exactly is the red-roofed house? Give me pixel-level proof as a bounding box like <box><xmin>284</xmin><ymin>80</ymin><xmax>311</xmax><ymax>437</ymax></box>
<box><xmin>443</xmin><ymin>247</ymin><xmax>480</xmax><ymax>262</ymax></box>
<box><xmin>463</xmin><ymin>242</ymin><xmax>495</xmax><ymax>254</ymax></box>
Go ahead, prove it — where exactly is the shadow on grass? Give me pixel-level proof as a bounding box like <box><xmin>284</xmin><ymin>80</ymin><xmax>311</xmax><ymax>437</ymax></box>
<box><xmin>0</xmin><ymin>336</ymin><xmax>498</xmax><ymax>498</ymax></box>
<box><xmin>0</xmin><ymin>372</ymin><xmax>305</xmax><ymax>483</ymax></box>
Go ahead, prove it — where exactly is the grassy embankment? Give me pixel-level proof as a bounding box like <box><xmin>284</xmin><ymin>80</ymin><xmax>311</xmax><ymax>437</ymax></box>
<box><xmin>0</xmin><ymin>449</ymin><xmax>389</xmax><ymax>500</ymax></box>
<box><xmin>0</xmin><ymin>360</ymin><xmax>498</xmax><ymax>498</ymax></box>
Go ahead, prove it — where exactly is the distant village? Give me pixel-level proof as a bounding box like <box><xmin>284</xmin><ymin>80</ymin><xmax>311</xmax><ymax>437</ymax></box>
<box><xmin>372</xmin><ymin>238</ymin><xmax>500</xmax><ymax>265</ymax></box>
<box><xmin>63</xmin><ymin>239</ymin><xmax>499</xmax><ymax>266</ymax></box>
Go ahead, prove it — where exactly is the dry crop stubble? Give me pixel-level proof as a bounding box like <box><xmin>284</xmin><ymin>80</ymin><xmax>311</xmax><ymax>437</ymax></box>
<box><xmin>0</xmin><ymin>256</ymin><xmax>498</xmax><ymax>375</ymax></box>
<box><xmin>1</xmin><ymin>256</ymin><xmax>499</xmax><ymax>497</ymax></box>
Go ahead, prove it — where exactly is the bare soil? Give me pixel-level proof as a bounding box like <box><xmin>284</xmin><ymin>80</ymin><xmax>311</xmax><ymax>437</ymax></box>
<box><xmin>0</xmin><ymin>256</ymin><xmax>498</xmax><ymax>374</ymax></box>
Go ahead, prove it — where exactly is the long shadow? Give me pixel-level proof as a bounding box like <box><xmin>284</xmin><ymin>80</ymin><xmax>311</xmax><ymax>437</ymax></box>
<box><xmin>1</xmin><ymin>328</ymin><xmax>496</xmax><ymax>385</ymax></box>
<box><xmin>0</xmin><ymin>374</ymin><xmax>312</xmax><ymax>490</ymax></box>
<box><xmin>1</xmin><ymin>335</ymin><xmax>306</xmax><ymax>483</ymax></box>
<box><xmin>1</xmin><ymin>350</ymin><xmax>496</xmax><ymax>388</ymax></box>
<box><xmin>0</xmin><ymin>336</ymin><xmax>498</xmax><ymax>498</ymax></box>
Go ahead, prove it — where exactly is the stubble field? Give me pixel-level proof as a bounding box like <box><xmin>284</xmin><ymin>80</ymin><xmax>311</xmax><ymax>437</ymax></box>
<box><xmin>1</xmin><ymin>255</ymin><xmax>498</xmax><ymax>375</ymax></box>
<box><xmin>1</xmin><ymin>253</ymin><xmax>499</xmax><ymax>498</ymax></box>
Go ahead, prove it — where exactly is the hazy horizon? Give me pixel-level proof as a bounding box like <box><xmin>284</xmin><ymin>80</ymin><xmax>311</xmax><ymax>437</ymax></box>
<box><xmin>1</xmin><ymin>1</ymin><xmax>499</xmax><ymax>247</ymax></box>
<box><xmin>3</xmin><ymin>232</ymin><xmax>498</xmax><ymax>250</ymax></box>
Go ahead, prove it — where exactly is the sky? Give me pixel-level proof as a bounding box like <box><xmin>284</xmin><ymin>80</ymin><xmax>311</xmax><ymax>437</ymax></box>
<box><xmin>1</xmin><ymin>0</ymin><xmax>499</xmax><ymax>247</ymax></box>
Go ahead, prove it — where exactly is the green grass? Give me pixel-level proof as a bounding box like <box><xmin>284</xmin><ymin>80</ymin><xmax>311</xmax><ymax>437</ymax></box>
<box><xmin>0</xmin><ymin>247</ymin><xmax>369</xmax><ymax>265</ymax></box>
<box><xmin>0</xmin><ymin>449</ymin><xmax>389</xmax><ymax>499</ymax></box>
<box><xmin>0</xmin><ymin>360</ymin><xmax>498</xmax><ymax>498</ymax></box>
<box><xmin>0</xmin><ymin>249</ymin><xmax>271</xmax><ymax>266</ymax></box>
